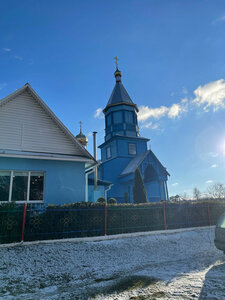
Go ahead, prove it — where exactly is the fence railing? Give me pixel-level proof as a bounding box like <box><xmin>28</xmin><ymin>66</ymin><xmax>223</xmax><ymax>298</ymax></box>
<box><xmin>0</xmin><ymin>200</ymin><xmax>225</xmax><ymax>244</ymax></box>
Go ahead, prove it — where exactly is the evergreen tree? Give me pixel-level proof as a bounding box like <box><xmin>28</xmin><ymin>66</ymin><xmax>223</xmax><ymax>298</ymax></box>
<box><xmin>133</xmin><ymin>167</ymin><xmax>148</xmax><ymax>203</ymax></box>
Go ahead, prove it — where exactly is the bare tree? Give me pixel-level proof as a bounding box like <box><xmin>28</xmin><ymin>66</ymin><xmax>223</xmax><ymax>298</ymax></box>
<box><xmin>207</xmin><ymin>183</ymin><xmax>225</xmax><ymax>199</ymax></box>
<box><xmin>170</xmin><ymin>195</ymin><xmax>180</xmax><ymax>202</ymax></box>
<box><xmin>193</xmin><ymin>187</ymin><xmax>201</xmax><ymax>200</ymax></box>
<box><xmin>180</xmin><ymin>192</ymin><xmax>190</xmax><ymax>201</ymax></box>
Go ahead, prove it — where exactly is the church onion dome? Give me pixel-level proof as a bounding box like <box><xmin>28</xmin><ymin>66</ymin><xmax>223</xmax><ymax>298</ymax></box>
<box><xmin>103</xmin><ymin>69</ymin><xmax>139</xmax><ymax>113</ymax></box>
<box><xmin>76</xmin><ymin>122</ymin><xmax>88</xmax><ymax>147</ymax></box>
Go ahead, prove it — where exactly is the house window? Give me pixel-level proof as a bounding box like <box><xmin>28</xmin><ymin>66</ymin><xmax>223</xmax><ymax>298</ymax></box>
<box><xmin>128</xmin><ymin>143</ymin><xmax>136</xmax><ymax>155</ymax></box>
<box><xmin>0</xmin><ymin>171</ymin><xmax>11</xmax><ymax>202</ymax></box>
<box><xmin>12</xmin><ymin>171</ymin><xmax>29</xmax><ymax>201</ymax></box>
<box><xmin>30</xmin><ymin>172</ymin><xmax>44</xmax><ymax>200</ymax></box>
<box><xmin>0</xmin><ymin>170</ymin><xmax>44</xmax><ymax>202</ymax></box>
<box><xmin>106</xmin><ymin>146</ymin><xmax>111</xmax><ymax>159</ymax></box>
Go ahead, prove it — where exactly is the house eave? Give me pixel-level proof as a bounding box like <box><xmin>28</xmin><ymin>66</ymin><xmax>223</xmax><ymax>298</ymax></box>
<box><xmin>0</xmin><ymin>150</ymin><xmax>94</xmax><ymax>163</ymax></box>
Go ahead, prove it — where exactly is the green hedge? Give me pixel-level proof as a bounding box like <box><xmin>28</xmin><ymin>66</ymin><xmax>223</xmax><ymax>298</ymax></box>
<box><xmin>0</xmin><ymin>203</ymin><xmax>23</xmax><ymax>244</ymax></box>
<box><xmin>0</xmin><ymin>199</ymin><xmax>225</xmax><ymax>244</ymax></box>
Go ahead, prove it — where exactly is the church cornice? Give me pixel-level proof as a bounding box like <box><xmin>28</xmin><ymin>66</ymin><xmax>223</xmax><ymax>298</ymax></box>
<box><xmin>103</xmin><ymin>102</ymin><xmax>139</xmax><ymax>114</ymax></box>
<box><xmin>98</xmin><ymin>135</ymin><xmax>150</xmax><ymax>149</ymax></box>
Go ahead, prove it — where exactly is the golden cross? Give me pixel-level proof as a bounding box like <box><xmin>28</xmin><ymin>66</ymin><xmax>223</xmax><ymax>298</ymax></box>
<box><xmin>114</xmin><ymin>56</ymin><xmax>119</xmax><ymax>69</ymax></box>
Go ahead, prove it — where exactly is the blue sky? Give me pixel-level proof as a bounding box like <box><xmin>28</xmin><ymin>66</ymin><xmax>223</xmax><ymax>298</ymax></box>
<box><xmin>1</xmin><ymin>0</ymin><xmax>225</xmax><ymax>197</ymax></box>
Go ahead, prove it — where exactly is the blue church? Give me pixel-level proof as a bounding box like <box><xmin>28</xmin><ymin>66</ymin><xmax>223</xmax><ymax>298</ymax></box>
<box><xmin>98</xmin><ymin>68</ymin><xmax>169</xmax><ymax>203</ymax></box>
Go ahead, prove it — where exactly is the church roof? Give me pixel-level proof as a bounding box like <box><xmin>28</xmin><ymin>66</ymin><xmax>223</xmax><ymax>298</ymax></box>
<box><xmin>103</xmin><ymin>69</ymin><xmax>138</xmax><ymax>113</ymax></box>
<box><xmin>88</xmin><ymin>177</ymin><xmax>112</xmax><ymax>187</ymax></box>
<box><xmin>120</xmin><ymin>151</ymin><xmax>149</xmax><ymax>176</ymax></box>
<box><xmin>120</xmin><ymin>150</ymin><xmax>170</xmax><ymax>177</ymax></box>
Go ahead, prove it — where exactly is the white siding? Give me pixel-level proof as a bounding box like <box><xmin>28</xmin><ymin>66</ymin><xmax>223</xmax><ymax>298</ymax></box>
<box><xmin>0</xmin><ymin>91</ymin><xmax>84</xmax><ymax>156</ymax></box>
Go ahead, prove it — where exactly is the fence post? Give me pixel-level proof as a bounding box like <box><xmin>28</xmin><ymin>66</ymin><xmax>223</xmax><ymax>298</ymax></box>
<box><xmin>21</xmin><ymin>203</ymin><xmax>27</xmax><ymax>242</ymax></box>
<box><xmin>104</xmin><ymin>202</ymin><xmax>107</xmax><ymax>236</ymax></box>
<box><xmin>163</xmin><ymin>201</ymin><xmax>167</xmax><ymax>230</ymax></box>
<box><xmin>207</xmin><ymin>202</ymin><xmax>211</xmax><ymax>226</ymax></box>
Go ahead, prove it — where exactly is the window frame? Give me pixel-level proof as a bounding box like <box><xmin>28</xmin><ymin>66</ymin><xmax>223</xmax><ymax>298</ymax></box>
<box><xmin>106</xmin><ymin>146</ymin><xmax>111</xmax><ymax>159</ymax></box>
<box><xmin>128</xmin><ymin>143</ymin><xmax>137</xmax><ymax>155</ymax></box>
<box><xmin>106</xmin><ymin>114</ymin><xmax>112</xmax><ymax>127</ymax></box>
<box><xmin>0</xmin><ymin>170</ymin><xmax>45</xmax><ymax>203</ymax></box>
<box><xmin>125</xmin><ymin>110</ymin><xmax>134</xmax><ymax>124</ymax></box>
<box><xmin>113</xmin><ymin>111</ymin><xmax>123</xmax><ymax>124</ymax></box>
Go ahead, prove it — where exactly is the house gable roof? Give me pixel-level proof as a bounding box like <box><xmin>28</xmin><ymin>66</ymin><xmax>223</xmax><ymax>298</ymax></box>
<box><xmin>0</xmin><ymin>83</ymin><xmax>95</xmax><ymax>162</ymax></box>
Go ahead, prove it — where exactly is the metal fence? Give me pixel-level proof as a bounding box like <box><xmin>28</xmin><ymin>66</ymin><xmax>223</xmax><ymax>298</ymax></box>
<box><xmin>0</xmin><ymin>201</ymin><xmax>225</xmax><ymax>244</ymax></box>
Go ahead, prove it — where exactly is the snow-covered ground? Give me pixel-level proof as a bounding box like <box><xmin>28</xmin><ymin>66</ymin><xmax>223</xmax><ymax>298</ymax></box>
<box><xmin>0</xmin><ymin>227</ymin><xmax>224</xmax><ymax>300</ymax></box>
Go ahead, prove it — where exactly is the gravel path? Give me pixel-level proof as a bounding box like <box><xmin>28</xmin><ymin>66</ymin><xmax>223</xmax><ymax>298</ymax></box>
<box><xmin>0</xmin><ymin>227</ymin><xmax>224</xmax><ymax>299</ymax></box>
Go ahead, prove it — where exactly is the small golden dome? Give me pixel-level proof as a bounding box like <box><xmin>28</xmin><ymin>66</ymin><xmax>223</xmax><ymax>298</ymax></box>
<box><xmin>76</xmin><ymin>121</ymin><xmax>88</xmax><ymax>147</ymax></box>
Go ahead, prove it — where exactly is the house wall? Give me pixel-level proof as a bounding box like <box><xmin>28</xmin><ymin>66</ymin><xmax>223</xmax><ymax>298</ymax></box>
<box><xmin>0</xmin><ymin>157</ymin><xmax>85</xmax><ymax>205</ymax></box>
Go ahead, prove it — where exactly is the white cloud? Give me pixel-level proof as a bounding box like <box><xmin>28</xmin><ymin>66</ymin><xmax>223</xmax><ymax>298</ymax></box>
<box><xmin>206</xmin><ymin>180</ymin><xmax>213</xmax><ymax>184</ymax></box>
<box><xmin>182</xmin><ymin>87</ymin><xmax>188</xmax><ymax>95</ymax></box>
<box><xmin>208</xmin><ymin>152</ymin><xmax>218</xmax><ymax>158</ymax></box>
<box><xmin>0</xmin><ymin>83</ymin><xmax>7</xmax><ymax>90</ymax></box>
<box><xmin>140</xmin><ymin>121</ymin><xmax>160</xmax><ymax>130</ymax></box>
<box><xmin>192</xmin><ymin>79</ymin><xmax>225</xmax><ymax>111</ymax></box>
<box><xmin>138</xmin><ymin>105</ymin><xmax>168</xmax><ymax>122</ymax></box>
<box><xmin>152</xmin><ymin>124</ymin><xmax>159</xmax><ymax>130</ymax></box>
<box><xmin>168</xmin><ymin>103</ymin><xmax>185</xmax><ymax>118</ymax></box>
<box><xmin>14</xmin><ymin>55</ymin><xmax>23</xmax><ymax>61</ymax></box>
<box><xmin>140</xmin><ymin>121</ymin><xmax>152</xmax><ymax>129</ymax></box>
<box><xmin>212</xmin><ymin>14</ymin><xmax>225</xmax><ymax>24</ymax></box>
<box><xmin>131</xmin><ymin>79</ymin><xmax>225</xmax><ymax>131</ymax></box>
<box><xmin>138</xmin><ymin>98</ymin><xmax>187</xmax><ymax>123</ymax></box>
<box><xmin>2</xmin><ymin>48</ymin><xmax>11</xmax><ymax>52</ymax></box>
<box><xmin>172</xmin><ymin>182</ymin><xmax>179</xmax><ymax>186</ymax></box>
<box><xmin>94</xmin><ymin>108</ymin><xmax>104</xmax><ymax>119</ymax></box>
<box><xmin>211</xmin><ymin>164</ymin><xmax>218</xmax><ymax>168</ymax></box>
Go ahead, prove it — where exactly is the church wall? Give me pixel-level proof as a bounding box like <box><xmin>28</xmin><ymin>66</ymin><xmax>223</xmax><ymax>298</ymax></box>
<box><xmin>117</xmin><ymin>139</ymin><xmax>147</xmax><ymax>157</ymax></box>
<box><xmin>101</xmin><ymin>140</ymin><xmax>117</xmax><ymax>162</ymax></box>
<box><xmin>88</xmin><ymin>185</ymin><xmax>105</xmax><ymax>202</ymax></box>
<box><xmin>101</xmin><ymin>156</ymin><xmax>131</xmax><ymax>201</ymax></box>
<box><xmin>0</xmin><ymin>157</ymin><xmax>86</xmax><ymax>205</ymax></box>
<box><xmin>145</xmin><ymin>180</ymin><xmax>168</xmax><ymax>202</ymax></box>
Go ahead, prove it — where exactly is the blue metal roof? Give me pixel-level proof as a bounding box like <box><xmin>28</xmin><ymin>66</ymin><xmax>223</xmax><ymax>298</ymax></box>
<box><xmin>107</xmin><ymin>81</ymin><xmax>134</xmax><ymax>106</ymax></box>
<box><xmin>120</xmin><ymin>151</ymin><xmax>149</xmax><ymax>176</ymax></box>
<box><xmin>88</xmin><ymin>178</ymin><xmax>112</xmax><ymax>187</ymax></box>
<box><xmin>120</xmin><ymin>150</ymin><xmax>170</xmax><ymax>177</ymax></box>
<box><xmin>103</xmin><ymin>70</ymin><xmax>138</xmax><ymax>113</ymax></box>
